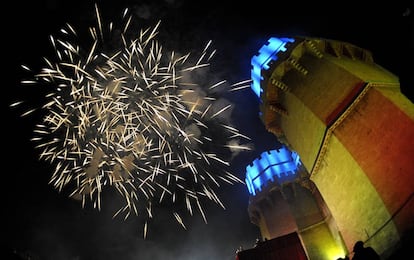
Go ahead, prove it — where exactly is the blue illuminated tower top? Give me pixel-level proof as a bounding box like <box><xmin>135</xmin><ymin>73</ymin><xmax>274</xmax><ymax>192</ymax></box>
<box><xmin>245</xmin><ymin>146</ymin><xmax>302</xmax><ymax>196</ymax></box>
<box><xmin>250</xmin><ymin>37</ymin><xmax>295</xmax><ymax>98</ymax></box>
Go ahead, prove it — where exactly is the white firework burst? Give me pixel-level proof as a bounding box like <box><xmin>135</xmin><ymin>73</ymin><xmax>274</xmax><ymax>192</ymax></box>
<box><xmin>12</xmin><ymin>4</ymin><xmax>252</xmax><ymax>237</ymax></box>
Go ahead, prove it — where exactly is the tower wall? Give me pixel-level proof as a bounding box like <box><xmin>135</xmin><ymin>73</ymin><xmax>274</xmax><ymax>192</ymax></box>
<box><xmin>249</xmin><ymin>189</ymin><xmax>298</xmax><ymax>239</ymax></box>
<box><xmin>252</xmin><ymin>36</ymin><xmax>414</xmax><ymax>258</ymax></box>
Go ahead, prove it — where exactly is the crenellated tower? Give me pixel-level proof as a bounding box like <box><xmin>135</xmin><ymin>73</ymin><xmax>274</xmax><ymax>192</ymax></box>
<box><xmin>245</xmin><ymin>36</ymin><xmax>414</xmax><ymax>259</ymax></box>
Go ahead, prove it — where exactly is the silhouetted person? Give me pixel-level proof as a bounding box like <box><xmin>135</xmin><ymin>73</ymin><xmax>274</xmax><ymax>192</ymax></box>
<box><xmin>352</xmin><ymin>240</ymin><xmax>380</xmax><ymax>260</ymax></box>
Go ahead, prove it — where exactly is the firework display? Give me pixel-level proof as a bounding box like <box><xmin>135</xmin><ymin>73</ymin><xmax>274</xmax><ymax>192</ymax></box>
<box><xmin>10</xmin><ymin>5</ymin><xmax>251</xmax><ymax>237</ymax></box>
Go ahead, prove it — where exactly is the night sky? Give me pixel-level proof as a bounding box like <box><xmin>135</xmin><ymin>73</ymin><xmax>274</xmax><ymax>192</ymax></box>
<box><xmin>4</xmin><ymin>1</ymin><xmax>413</xmax><ymax>260</ymax></box>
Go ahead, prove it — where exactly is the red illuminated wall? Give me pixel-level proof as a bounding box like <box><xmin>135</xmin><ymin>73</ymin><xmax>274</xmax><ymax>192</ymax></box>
<box><xmin>236</xmin><ymin>232</ymin><xmax>308</xmax><ymax>260</ymax></box>
<box><xmin>335</xmin><ymin>87</ymin><xmax>414</xmax><ymax>233</ymax></box>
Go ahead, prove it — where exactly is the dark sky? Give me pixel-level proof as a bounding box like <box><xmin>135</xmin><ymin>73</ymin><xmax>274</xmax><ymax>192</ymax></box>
<box><xmin>4</xmin><ymin>1</ymin><xmax>413</xmax><ymax>260</ymax></box>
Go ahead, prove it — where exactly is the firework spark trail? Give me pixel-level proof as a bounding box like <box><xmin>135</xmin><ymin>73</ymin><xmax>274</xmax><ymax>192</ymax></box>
<box><xmin>12</xmin><ymin>5</ymin><xmax>252</xmax><ymax>237</ymax></box>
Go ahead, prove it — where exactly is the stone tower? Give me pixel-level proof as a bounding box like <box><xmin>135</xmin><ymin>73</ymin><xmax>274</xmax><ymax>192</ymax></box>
<box><xmin>246</xmin><ymin>36</ymin><xmax>414</xmax><ymax>259</ymax></box>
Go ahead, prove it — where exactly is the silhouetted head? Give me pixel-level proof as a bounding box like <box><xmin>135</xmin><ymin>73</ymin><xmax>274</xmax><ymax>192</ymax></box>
<box><xmin>353</xmin><ymin>241</ymin><xmax>364</xmax><ymax>252</ymax></box>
